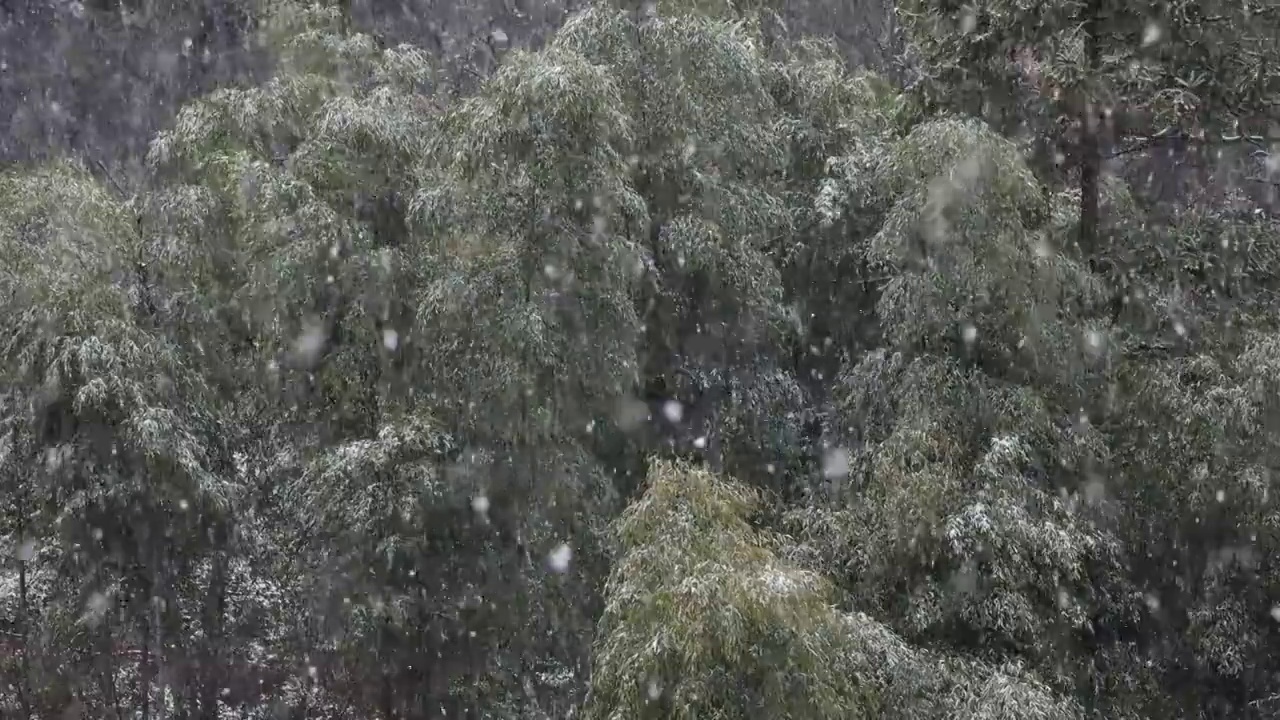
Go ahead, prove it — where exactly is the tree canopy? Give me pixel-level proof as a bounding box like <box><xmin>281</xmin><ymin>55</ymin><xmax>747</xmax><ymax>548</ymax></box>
<box><xmin>2</xmin><ymin>0</ymin><xmax>1279</xmax><ymax>718</ymax></box>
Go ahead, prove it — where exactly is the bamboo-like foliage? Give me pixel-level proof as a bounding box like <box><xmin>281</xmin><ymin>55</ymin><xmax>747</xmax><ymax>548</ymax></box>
<box><xmin>588</xmin><ymin>459</ymin><xmax>1084</xmax><ymax>719</ymax></box>
<box><xmin>6</xmin><ymin>0</ymin><xmax>1280</xmax><ymax>717</ymax></box>
<box><xmin>900</xmin><ymin>0</ymin><xmax>1280</xmax><ymax>138</ymax></box>
<box><xmin>0</xmin><ymin>160</ymin><xmax>234</xmax><ymax>715</ymax></box>
<box><xmin>587</xmin><ymin>459</ymin><xmax>879</xmax><ymax>720</ymax></box>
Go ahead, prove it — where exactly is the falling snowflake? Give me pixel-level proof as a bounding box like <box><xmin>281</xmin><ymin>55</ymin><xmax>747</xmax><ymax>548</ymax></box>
<box><xmin>1142</xmin><ymin>21</ymin><xmax>1162</xmax><ymax>46</ymax></box>
<box><xmin>1085</xmin><ymin>329</ymin><xmax>1104</xmax><ymax>352</ymax></box>
<box><xmin>548</xmin><ymin>543</ymin><xmax>573</xmax><ymax>573</ymax></box>
<box><xmin>16</xmin><ymin>540</ymin><xmax>36</xmax><ymax>563</ymax></box>
<box><xmin>294</xmin><ymin>322</ymin><xmax>327</xmax><ymax>364</ymax></box>
<box><xmin>662</xmin><ymin>400</ymin><xmax>683</xmax><ymax>423</ymax></box>
<box><xmin>85</xmin><ymin>591</ymin><xmax>111</xmax><ymax>623</ymax></box>
<box><xmin>821</xmin><ymin>447</ymin><xmax>850</xmax><ymax>479</ymax></box>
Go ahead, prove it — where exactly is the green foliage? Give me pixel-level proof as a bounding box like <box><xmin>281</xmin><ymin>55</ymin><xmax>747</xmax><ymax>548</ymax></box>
<box><xmin>587</xmin><ymin>459</ymin><xmax>878</xmax><ymax>720</ymax></box>
<box><xmin>0</xmin><ymin>160</ymin><xmax>229</xmax><ymax>538</ymax></box>
<box><xmin>0</xmin><ymin>160</ymin><xmax>236</xmax><ymax>715</ymax></box>
<box><xmin>788</xmin><ymin>89</ymin><xmax>1149</xmax><ymax>710</ymax></box>
<box><xmin>410</xmin><ymin>32</ymin><xmax>646</xmax><ymax>445</ymax></box>
<box><xmin>790</xmin><ymin>351</ymin><xmax>1128</xmax><ymax>683</ymax></box>
<box><xmin>899</xmin><ymin>0</ymin><xmax>1280</xmax><ymax>137</ymax></box>
<box><xmin>5</xmin><ymin>0</ymin><xmax>1280</xmax><ymax>718</ymax></box>
<box><xmin>554</xmin><ymin>5</ymin><xmax>797</xmax><ymax>373</ymax></box>
<box><xmin>829</xmin><ymin>115</ymin><xmax>1105</xmax><ymax>365</ymax></box>
<box><xmin>588</xmin><ymin>459</ymin><xmax>1086</xmax><ymax>720</ymax></box>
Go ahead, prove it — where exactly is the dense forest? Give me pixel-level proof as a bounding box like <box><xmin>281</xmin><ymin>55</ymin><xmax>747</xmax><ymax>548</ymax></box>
<box><xmin>1</xmin><ymin>0</ymin><xmax>1279</xmax><ymax>717</ymax></box>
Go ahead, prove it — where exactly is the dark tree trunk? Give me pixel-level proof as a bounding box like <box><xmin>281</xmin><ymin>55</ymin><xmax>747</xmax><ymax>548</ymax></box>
<box><xmin>13</xmin><ymin>431</ymin><xmax>34</xmax><ymax>720</ymax></box>
<box><xmin>139</xmin><ymin>609</ymin><xmax>152</xmax><ymax>720</ymax></box>
<box><xmin>1077</xmin><ymin>0</ymin><xmax>1102</xmax><ymax>256</ymax></box>
<box><xmin>16</xmin><ymin>546</ymin><xmax>32</xmax><ymax>719</ymax></box>
<box><xmin>198</xmin><ymin>527</ymin><xmax>229</xmax><ymax>720</ymax></box>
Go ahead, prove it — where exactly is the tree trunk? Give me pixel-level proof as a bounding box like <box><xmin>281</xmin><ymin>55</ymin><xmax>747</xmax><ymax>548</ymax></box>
<box><xmin>15</xmin><ymin>555</ymin><xmax>32</xmax><ymax>719</ymax></box>
<box><xmin>99</xmin><ymin>640</ymin><xmax>124</xmax><ymax>720</ymax></box>
<box><xmin>381</xmin><ymin>669</ymin><xmax>395</xmax><ymax>720</ymax></box>
<box><xmin>5</xmin><ymin>427</ymin><xmax>35</xmax><ymax>719</ymax></box>
<box><xmin>139</xmin><ymin>609</ymin><xmax>152</xmax><ymax>720</ymax></box>
<box><xmin>15</xmin><ymin>477</ymin><xmax>34</xmax><ymax>720</ymax></box>
<box><xmin>199</xmin><ymin>531</ymin><xmax>229</xmax><ymax>720</ymax></box>
<box><xmin>1077</xmin><ymin>0</ymin><xmax>1102</xmax><ymax>257</ymax></box>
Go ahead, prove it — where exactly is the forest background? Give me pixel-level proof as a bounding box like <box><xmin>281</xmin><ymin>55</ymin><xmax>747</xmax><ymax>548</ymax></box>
<box><xmin>1</xmin><ymin>0</ymin><xmax>1280</xmax><ymax>718</ymax></box>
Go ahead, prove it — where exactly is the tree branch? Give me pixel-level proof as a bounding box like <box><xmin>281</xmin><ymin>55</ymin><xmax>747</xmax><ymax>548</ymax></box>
<box><xmin>91</xmin><ymin>156</ymin><xmax>129</xmax><ymax>199</ymax></box>
<box><xmin>1107</xmin><ymin>126</ymin><xmax>1271</xmax><ymax>159</ymax></box>
<box><xmin>1248</xmin><ymin>691</ymin><xmax>1280</xmax><ymax>708</ymax></box>
<box><xmin>1245</xmin><ymin>176</ymin><xmax>1280</xmax><ymax>187</ymax></box>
